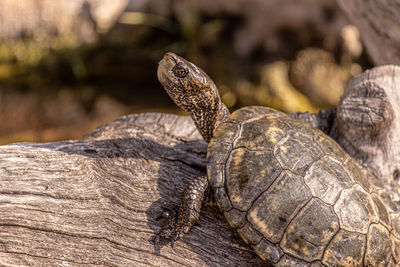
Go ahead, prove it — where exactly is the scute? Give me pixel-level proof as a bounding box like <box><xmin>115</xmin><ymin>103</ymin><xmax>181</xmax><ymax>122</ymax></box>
<box><xmin>276</xmin><ymin>255</ymin><xmax>309</xmax><ymax>267</ymax></box>
<box><xmin>314</xmin><ymin>132</ymin><xmax>348</xmax><ymax>163</ymax></box>
<box><xmin>234</xmin><ymin>116</ymin><xmax>289</xmax><ymax>150</ymax></box>
<box><xmin>365</xmin><ymin>224</ymin><xmax>392</xmax><ymax>266</ymax></box>
<box><xmin>280</xmin><ymin>198</ymin><xmax>340</xmax><ymax>262</ymax></box>
<box><xmin>334</xmin><ymin>184</ymin><xmax>378</xmax><ymax>233</ymax></box>
<box><xmin>247</xmin><ymin>171</ymin><xmax>312</xmax><ymax>243</ymax></box>
<box><xmin>304</xmin><ymin>156</ymin><xmax>354</xmax><ymax>205</ymax></box>
<box><xmin>223</xmin><ymin>208</ymin><xmax>246</xmax><ymax>228</ymax></box>
<box><xmin>209</xmin><ymin>121</ymin><xmax>238</xmax><ymax>152</ymax></box>
<box><xmin>207</xmin><ymin>121</ymin><xmax>239</xmax><ymax>188</ymax></box>
<box><xmin>228</xmin><ymin>106</ymin><xmax>284</xmax><ymax>123</ymax></box>
<box><xmin>253</xmin><ymin>238</ymin><xmax>283</xmax><ymax>263</ymax></box>
<box><xmin>274</xmin><ymin>131</ymin><xmax>323</xmax><ymax>176</ymax></box>
<box><xmin>237</xmin><ymin>223</ymin><xmax>262</xmax><ymax>245</ymax></box>
<box><xmin>214</xmin><ymin>187</ymin><xmax>232</xmax><ymax>211</ymax></box>
<box><xmin>322</xmin><ymin>230</ymin><xmax>366</xmax><ymax>266</ymax></box>
<box><xmin>371</xmin><ymin>193</ymin><xmax>391</xmax><ymax>228</ymax></box>
<box><xmin>225</xmin><ymin>147</ymin><xmax>281</xmax><ymax>211</ymax></box>
<box><xmin>343</xmin><ymin>157</ymin><xmax>373</xmax><ymax>193</ymax></box>
<box><xmin>206</xmin><ymin>106</ymin><xmax>398</xmax><ymax>265</ymax></box>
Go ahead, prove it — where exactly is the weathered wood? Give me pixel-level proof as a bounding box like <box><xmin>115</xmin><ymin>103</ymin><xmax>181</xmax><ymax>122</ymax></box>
<box><xmin>1</xmin><ymin>64</ymin><xmax>400</xmax><ymax>266</ymax></box>
<box><xmin>0</xmin><ymin>113</ymin><xmax>264</xmax><ymax>266</ymax></box>
<box><xmin>336</xmin><ymin>0</ymin><xmax>400</xmax><ymax>65</ymax></box>
<box><xmin>291</xmin><ymin>65</ymin><xmax>400</xmax><ymax>203</ymax></box>
<box><xmin>333</xmin><ymin>65</ymin><xmax>400</xmax><ymax>188</ymax></box>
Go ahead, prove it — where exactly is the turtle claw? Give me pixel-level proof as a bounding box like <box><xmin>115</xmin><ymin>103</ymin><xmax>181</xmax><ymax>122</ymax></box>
<box><xmin>154</xmin><ymin>212</ymin><xmax>187</xmax><ymax>248</ymax></box>
<box><xmin>155</xmin><ymin>176</ymin><xmax>208</xmax><ymax>248</ymax></box>
<box><xmin>154</xmin><ymin>210</ymin><xmax>179</xmax><ymax>246</ymax></box>
<box><xmin>170</xmin><ymin>228</ymin><xmax>185</xmax><ymax>248</ymax></box>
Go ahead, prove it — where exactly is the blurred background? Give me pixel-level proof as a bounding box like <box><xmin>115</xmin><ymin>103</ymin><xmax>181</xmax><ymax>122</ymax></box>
<box><xmin>0</xmin><ymin>0</ymin><xmax>371</xmax><ymax>144</ymax></box>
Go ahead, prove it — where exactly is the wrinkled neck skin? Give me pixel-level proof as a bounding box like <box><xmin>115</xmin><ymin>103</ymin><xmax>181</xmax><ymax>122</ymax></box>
<box><xmin>191</xmin><ymin>99</ymin><xmax>230</xmax><ymax>143</ymax></box>
<box><xmin>157</xmin><ymin>52</ymin><xmax>230</xmax><ymax>143</ymax></box>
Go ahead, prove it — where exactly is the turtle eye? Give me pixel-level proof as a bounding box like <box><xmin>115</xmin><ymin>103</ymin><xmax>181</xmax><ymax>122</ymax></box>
<box><xmin>173</xmin><ymin>66</ymin><xmax>188</xmax><ymax>78</ymax></box>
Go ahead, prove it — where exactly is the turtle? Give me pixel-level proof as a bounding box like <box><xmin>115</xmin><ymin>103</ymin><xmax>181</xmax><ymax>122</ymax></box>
<box><xmin>155</xmin><ymin>52</ymin><xmax>400</xmax><ymax>266</ymax></box>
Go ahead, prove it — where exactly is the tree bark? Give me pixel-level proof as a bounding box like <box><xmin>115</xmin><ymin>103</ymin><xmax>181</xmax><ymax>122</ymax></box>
<box><xmin>0</xmin><ymin>113</ymin><xmax>265</xmax><ymax>266</ymax></box>
<box><xmin>336</xmin><ymin>0</ymin><xmax>400</xmax><ymax>65</ymax></box>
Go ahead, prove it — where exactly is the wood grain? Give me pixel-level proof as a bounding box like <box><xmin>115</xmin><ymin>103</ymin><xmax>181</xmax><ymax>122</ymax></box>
<box><xmin>1</xmin><ymin>65</ymin><xmax>400</xmax><ymax>266</ymax></box>
<box><xmin>0</xmin><ymin>113</ymin><xmax>264</xmax><ymax>267</ymax></box>
<box><xmin>333</xmin><ymin>65</ymin><xmax>400</xmax><ymax>199</ymax></box>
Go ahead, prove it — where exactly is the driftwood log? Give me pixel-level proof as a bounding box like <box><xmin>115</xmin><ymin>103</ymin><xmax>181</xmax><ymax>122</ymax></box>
<box><xmin>0</xmin><ymin>113</ymin><xmax>265</xmax><ymax>266</ymax></box>
<box><xmin>336</xmin><ymin>0</ymin><xmax>400</xmax><ymax>65</ymax></box>
<box><xmin>0</xmin><ymin>65</ymin><xmax>399</xmax><ymax>266</ymax></box>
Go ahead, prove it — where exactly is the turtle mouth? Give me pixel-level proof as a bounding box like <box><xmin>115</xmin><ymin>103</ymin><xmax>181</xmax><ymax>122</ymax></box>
<box><xmin>157</xmin><ymin>61</ymin><xmax>170</xmax><ymax>84</ymax></box>
<box><xmin>157</xmin><ymin>53</ymin><xmax>177</xmax><ymax>84</ymax></box>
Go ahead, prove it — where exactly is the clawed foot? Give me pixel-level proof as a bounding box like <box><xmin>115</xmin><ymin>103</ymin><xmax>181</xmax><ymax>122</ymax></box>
<box><xmin>154</xmin><ymin>176</ymin><xmax>208</xmax><ymax>248</ymax></box>
<box><xmin>154</xmin><ymin>211</ymin><xmax>187</xmax><ymax>247</ymax></box>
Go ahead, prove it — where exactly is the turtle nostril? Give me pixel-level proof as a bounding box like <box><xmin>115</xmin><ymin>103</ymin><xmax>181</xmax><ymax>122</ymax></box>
<box><xmin>164</xmin><ymin>52</ymin><xmax>178</xmax><ymax>63</ymax></box>
<box><xmin>393</xmin><ymin>169</ymin><xmax>400</xmax><ymax>181</ymax></box>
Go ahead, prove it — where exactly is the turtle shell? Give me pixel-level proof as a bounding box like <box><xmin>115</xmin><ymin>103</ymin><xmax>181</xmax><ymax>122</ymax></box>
<box><xmin>207</xmin><ymin>106</ymin><xmax>400</xmax><ymax>266</ymax></box>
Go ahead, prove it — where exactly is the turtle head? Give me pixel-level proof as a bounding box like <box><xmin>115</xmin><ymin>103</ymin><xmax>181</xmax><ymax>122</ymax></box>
<box><xmin>158</xmin><ymin>52</ymin><xmax>219</xmax><ymax>115</ymax></box>
<box><xmin>158</xmin><ymin>52</ymin><xmax>229</xmax><ymax>142</ymax></box>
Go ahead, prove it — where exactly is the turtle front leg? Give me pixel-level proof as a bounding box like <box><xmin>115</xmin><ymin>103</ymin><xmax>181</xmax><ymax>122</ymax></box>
<box><xmin>155</xmin><ymin>175</ymin><xmax>209</xmax><ymax>247</ymax></box>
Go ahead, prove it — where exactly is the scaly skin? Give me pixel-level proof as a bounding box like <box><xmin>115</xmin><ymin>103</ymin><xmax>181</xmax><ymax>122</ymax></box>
<box><xmin>157</xmin><ymin>52</ymin><xmax>230</xmax><ymax>142</ymax></box>
<box><xmin>154</xmin><ymin>175</ymin><xmax>209</xmax><ymax>247</ymax></box>
<box><xmin>156</xmin><ymin>52</ymin><xmax>229</xmax><ymax>245</ymax></box>
<box><xmin>155</xmin><ymin>53</ymin><xmax>400</xmax><ymax>266</ymax></box>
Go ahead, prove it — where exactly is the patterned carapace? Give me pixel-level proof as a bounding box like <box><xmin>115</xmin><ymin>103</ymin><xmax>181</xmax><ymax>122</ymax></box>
<box><xmin>156</xmin><ymin>52</ymin><xmax>400</xmax><ymax>266</ymax></box>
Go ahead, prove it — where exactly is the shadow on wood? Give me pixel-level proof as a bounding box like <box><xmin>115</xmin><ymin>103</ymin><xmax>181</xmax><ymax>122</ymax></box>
<box><xmin>0</xmin><ymin>113</ymin><xmax>265</xmax><ymax>266</ymax></box>
<box><xmin>1</xmin><ymin>65</ymin><xmax>400</xmax><ymax>266</ymax></box>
